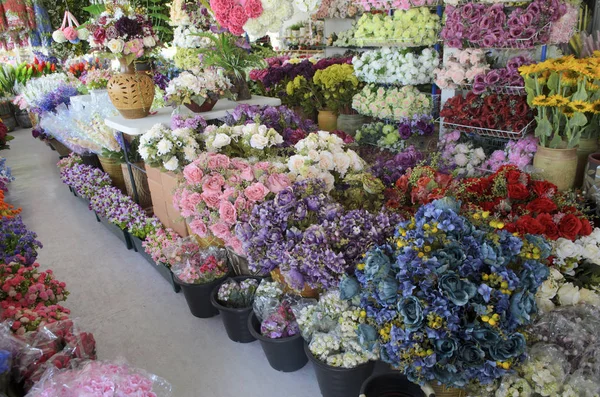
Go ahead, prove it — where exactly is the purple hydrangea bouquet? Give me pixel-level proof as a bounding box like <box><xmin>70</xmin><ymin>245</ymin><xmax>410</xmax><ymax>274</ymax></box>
<box><xmin>0</xmin><ymin>216</ymin><xmax>43</xmax><ymax>266</ymax></box>
<box><xmin>236</xmin><ymin>179</ymin><xmax>398</xmax><ymax>291</ymax></box>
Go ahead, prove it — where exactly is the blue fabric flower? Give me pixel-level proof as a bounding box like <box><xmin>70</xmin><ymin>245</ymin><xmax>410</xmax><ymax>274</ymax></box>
<box><xmin>489</xmin><ymin>333</ymin><xmax>526</xmax><ymax>361</ymax></box>
<box><xmin>398</xmin><ymin>296</ymin><xmax>424</xmax><ymax>329</ymax></box>
<box><xmin>364</xmin><ymin>247</ymin><xmax>392</xmax><ymax>282</ymax></box>
<box><xmin>434</xmin><ymin>338</ymin><xmax>458</xmax><ymax>360</ymax></box>
<box><xmin>439</xmin><ymin>272</ymin><xmax>477</xmax><ymax>306</ymax></box>
<box><xmin>339</xmin><ymin>276</ymin><xmax>360</xmax><ymax>300</ymax></box>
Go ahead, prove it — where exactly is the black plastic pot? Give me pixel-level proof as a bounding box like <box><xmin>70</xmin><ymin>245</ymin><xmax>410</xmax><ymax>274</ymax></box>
<box><xmin>97</xmin><ymin>215</ymin><xmax>133</xmax><ymax>250</ymax></box>
<box><xmin>248</xmin><ymin>311</ymin><xmax>307</xmax><ymax>372</ymax></box>
<box><xmin>305</xmin><ymin>343</ymin><xmax>375</xmax><ymax>397</ymax></box>
<box><xmin>131</xmin><ymin>235</ymin><xmax>180</xmax><ymax>293</ymax></box>
<box><xmin>80</xmin><ymin>153</ymin><xmax>102</xmax><ymax>169</ymax></box>
<box><xmin>210</xmin><ymin>276</ymin><xmax>261</xmax><ymax>343</ymax></box>
<box><xmin>360</xmin><ymin>373</ymin><xmax>426</xmax><ymax>397</ymax></box>
<box><xmin>175</xmin><ymin>274</ymin><xmax>229</xmax><ymax>318</ymax></box>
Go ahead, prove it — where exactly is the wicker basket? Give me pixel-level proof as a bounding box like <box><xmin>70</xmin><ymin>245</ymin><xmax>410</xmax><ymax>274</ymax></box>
<box><xmin>431</xmin><ymin>384</ymin><xmax>466</xmax><ymax>397</ymax></box>
<box><xmin>270</xmin><ymin>268</ymin><xmax>320</xmax><ymax>298</ymax></box>
<box><xmin>121</xmin><ymin>162</ymin><xmax>153</xmax><ymax>209</ymax></box>
<box><xmin>107</xmin><ymin>59</ymin><xmax>155</xmax><ymax>119</ymax></box>
<box><xmin>98</xmin><ymin>156</ymin><xmax>127</xmax><ymax>193</ymax></box>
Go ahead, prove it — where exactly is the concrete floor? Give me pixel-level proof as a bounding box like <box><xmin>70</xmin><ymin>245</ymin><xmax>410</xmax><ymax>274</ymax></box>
<box><xmin>3</xmin><ymin>130</ymin><xmax>321</xmax><ymax>397</ymax></box>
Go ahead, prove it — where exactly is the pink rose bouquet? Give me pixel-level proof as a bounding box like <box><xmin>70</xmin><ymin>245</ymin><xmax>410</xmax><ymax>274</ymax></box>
<box><xmin>173</xmin><ymin>153</ymin><xmax>291</xmax><ymax>254</ymax></box>
<box><xmin>165</xmin><ymin>241</ymin><xmax>229</xmax><ymax>284</ymax></box>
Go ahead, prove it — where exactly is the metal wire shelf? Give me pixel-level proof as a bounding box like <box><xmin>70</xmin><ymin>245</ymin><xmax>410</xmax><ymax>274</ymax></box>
<box><xmin>437</xmin><ymin>118</ymin><xmax>534</xmax><ymax>139</ymax></box>
<box><xmin>455</xmin><ymin>84</ymin><xmax>526</xmax><ymax>95</ymax></box>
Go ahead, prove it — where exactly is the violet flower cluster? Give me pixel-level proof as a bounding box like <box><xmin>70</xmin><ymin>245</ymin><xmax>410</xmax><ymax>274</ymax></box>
<box><xmin>370</xmin><ymin>146</ymin><xmax>425</xmax><ymax>187</ymax></box>
<box><xmin>90</xmin><ymin>186</ymin><xmax>160</xmax><ymax>239</ymax></box>
<box><xmin>442</xmin><ymin>0</ymin><xmax>567</xmax><ymax>48</ymax></box>
<box><xmin>171</xmin><ymin>114</ymin><xmax>207</xmax><ymax>133</ymax></box>
<box><xmin>236</xmin><ymin>179</ymin><xmax>398</xmax><ymax>290</ymax></box>
<box><xmin>261</xmin><ymin>301</ymin><xmax>300</xmax><ymax>339</ymax></box>
<box><xmin>59</xmin><ymin>164</ymin><xmax>112</xmax><ymax>199</ymax></box>
<box><xmin>0</xmin><ymin>216</ymin><xmax>42</xmax><ymax>265</ymax></box>
<box><xmin>260</xmin><ymin>57</ymin><xmax>352</xmax><ymax>88</ymax></box>
<box><xmin>222</xmin><ymin>105</ymin><xmax>317</xmax><ymax>146</ymax></box>
<box><xmin>34</xmin><ymin>84</ymin><xmax>78</xmax><ymax>114</ymax></box>
<box><xmin>472</xmin><ymin>55</ymin><xmax>534</xmax><ymax>94</ymax></box>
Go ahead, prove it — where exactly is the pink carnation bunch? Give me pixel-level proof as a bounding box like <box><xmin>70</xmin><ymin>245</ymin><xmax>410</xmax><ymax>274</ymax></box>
<box><xmin>0</xmin><ymin>261</ymin><xmax>69</xmax><ymax>309</ymax></box>
<box><xmin>2</xmin><ymin>303</ymin><xmax>71</xmax><ymax>335</ymax></box>
<box><xmin>209</xmin><ymin>0</ymin><xmax>264</xmax><ymax>35</ymax></box>
<box><xmin>173</xmin><ymin>153</ymin><xmax>291</xmax><ymax>254</ymax></box>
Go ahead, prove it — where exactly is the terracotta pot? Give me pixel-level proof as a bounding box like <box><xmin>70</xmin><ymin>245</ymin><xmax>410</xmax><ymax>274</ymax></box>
<box><xmin>583</xmin><ymin>152</ymin><xmax>600</xmax><ymax>198</ymax></box>
<box><xmin>533</xmin><ymin>145</ymin><xmax>578</xmax><ymax>191</ymax></box>
<box><xmin>98</xmin><ymin>156</ymin><xmax>127</xmax><ymax>193</ymax></box>
<box><xmin>336</xmin><ymin>114</ymin><xmax>366</xmax><ymax>136</ymax></box>
<box><xmin>184</xmin><ymin>97</ymin><xmax>218</xmax><ymax>113</ymax></box>
<box><xmin>107</xmin><ymin>58</ymin><xmax>155</xmax><ymax>119</ymax></box>
<box><xmin>270</xmin><ymin>268</ymin><xmax>319</xmax><ymax>298</ymax></box>
<box><xmin>318</xmin><ymin>109</ymin><xmax>338</xmax><ymax>132</ymax></box>
<box><xmin>121</xmin><ymin>162</ymin><xmax>153</xmax><ymax>209</ymax></box>
<box><xmin>576</xmin><ymin>137</ymin><xmax>598</xmax><ymax>188</ymax></box>
<box><xmin>431</xmin><ymin>384</ymin><xmax>466</xmax><ymax>397</ymax></box>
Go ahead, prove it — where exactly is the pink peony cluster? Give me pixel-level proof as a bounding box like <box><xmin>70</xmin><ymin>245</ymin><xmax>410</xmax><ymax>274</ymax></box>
<box><xmin>209</xmin><ymin>0</ymin><xmax>264</xmax><ymax>35</ymax></box>
<box><xmin>482</xmin><ymin>135</ymin><xmax>538</xmax><ymax>172</ymax></box>
<box><xmin>173</xmin><ymin>153</ymin><xmax>291</xmax><ymax>254</ymax></box>
<box><xmin>434</xmin><ymin>49</ymin><xmax>489</xmax><ymax>89</ymax></box>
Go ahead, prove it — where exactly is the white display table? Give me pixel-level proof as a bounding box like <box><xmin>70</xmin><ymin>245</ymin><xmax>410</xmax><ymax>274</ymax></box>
<box><xmin>104</xmin><ymin>95</ymin><xmax>282</xmax><ymax>135</ymax></box>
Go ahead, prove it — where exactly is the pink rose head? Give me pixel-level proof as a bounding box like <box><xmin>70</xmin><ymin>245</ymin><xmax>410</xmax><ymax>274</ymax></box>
<box><xmin>254</xmin><ymin>162</ymin><xmax>271</xmax><ymax>171</ymax></box>
<box><xmin>244</xmin><ymin>182</ymin><xmax>268</xmax><ymax>202</ymax></box>
<box><xmin>240</xmin><ymin>166</ymin><xmax>255</xmax><ymax>182</ymax></box>
<box><xmin>207</xmin><ymin>153</ymin><xmax>231</xmax><ymax>170</ymax></box>
<box><xmin>202</xmin><ymin>174</ymin><xmax>226</xmax><ymax>193</ymax></box>
<box><xmin>244</xmin><ymin>0</ymin><xmax>263</xmax><ymax>18</ymax></box>
<box><xmin>265</xmin><ymin>173</ymin><xmax>291</xmax><ymax>193</ymax></box>
<box><xmin>234</xmin><ymin>196</ymin><xmax>247</xmax><ymax>212</ymax></box>
<box><xmin>229</xmin><ymin>4</ymin><xmax>249</xmax><ymax>27</ymax></box>
<box><xmin>201</xmin><ymin>191</ymin><xmax>221</xmax><ymax>209</ymax></box>
<box><xmin>189</xmin><ymin>219</ymin><xmax>208</xmax><ymax>237</ymax></box>
<box><xmin>228</xmin><ymin>173</ymin><xmax>242</xmax><ymax>184</ymax></box>
<box><xmin>219</xmin><ymin>200</ymin><xmax>237</xmax><ymax>225</ymax></box>
<box><xmin>62</xmin><ymin>27</ymin><xmax>78</xmax><ymax>41</ymax></box>
<box><xmin>230</xmin><ymin>237</ymin><xmax>244</xmax><ymax>255</ymax></box>
<box><xmin>210</xmin><ymin>222</ymin><xmax>231</xmax><ymax>239</ymax></box>
<box><xmin>183</xmin><ymin>164</ymin><xmax>203</xmax><ymax>184</ymax></box>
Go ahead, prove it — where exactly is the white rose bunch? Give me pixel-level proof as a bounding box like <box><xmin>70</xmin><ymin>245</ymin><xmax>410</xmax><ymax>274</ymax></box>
<box><xmin>352</xmin><ymin>84</ymin><xmax>432</xmax><ymax>121</ymax></box>
<box><xmin>353</xmin><ymin>47</ymin><xmax>439</xmax><ymax>85</ymax></box>
<box><xmin>202</xmin><ymin>123</ymin><xmax>283</xmax><ymax>159</ymax></box>
<box><xmin>172</xmin><ymin>25</ymin><xmax>211</xmax><ymax>48</ymax></box>
<box><xmin>139</xmin><ymin>123</ymin><xmax>201</xmax><ymax>172</ymax></box>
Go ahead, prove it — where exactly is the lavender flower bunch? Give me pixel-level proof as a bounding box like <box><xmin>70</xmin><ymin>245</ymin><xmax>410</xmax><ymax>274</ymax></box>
<box><xmin>370</xmin><ymin>146</ymin><xmax>425</xmax><ymax>187</ymax></box>
<box><xmin>222</xmin><ymin>105</ymin><xmax>317</xmax><ymax>146</ymax></box>
<box><xmin>35</xmin><ymin>84</ymin><xmax>79</xmax><ymax>114</ymax></box>
<box><xmin>171</xmin><ymin>114</ymin><xmax>207</xmax><ymax>133</ymax></box>
<box><xmin>59</xmin><ymin>164</ymin><xmax>112</xmax><ymax>199</ymax></box>
<box><xmin>261</xmin><ymin>301</ymin><xmax>300</xmax><ymax>339</ymax></box>
<box><xmin>0</xmin><ymin>216</ymin><xmax>42</xmax><ymax>265</ymax></box>
<box><xmin>472</xmin><ymin>55</ymin><xmax>534</xmax><ymax>94</ymax></box>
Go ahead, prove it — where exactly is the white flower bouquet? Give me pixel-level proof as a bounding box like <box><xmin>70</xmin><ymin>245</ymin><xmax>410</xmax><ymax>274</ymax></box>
<box><xmin>139</xmin><ymin>123</ymin><xmax>201</xmax><ymax>172</ymax></box>
<box><xmin>164</xmin><ymin>69</ymin><xmax>231</xmax><ymax>112</ymax></box>
<box><xmin>202</xmin><ymin>123</ymin><xmax>284</xmax><ymax>160</ymax></box>
<box><xmin>535</xmin><ymin>267</ymin><xmax>600</xmax><ymax>313</ymax></box>
<box><xmin>287</xmin><ymin>131</ymin><xmax>364</xmax><ymax>191</ymax></box>
<box><xmin>352</xmin><ymin>84</ymin><xmax>432</xmax><ymax>121</ymax></box>
<box><xmin>354</xmin><ymin>9</ymin><xmax>440</xmax><ymax>46</ymax></box>
<box><xmin>353</xmin><ymin>47</ymin><xmax>439</xmax><ymax>85</ymax></box>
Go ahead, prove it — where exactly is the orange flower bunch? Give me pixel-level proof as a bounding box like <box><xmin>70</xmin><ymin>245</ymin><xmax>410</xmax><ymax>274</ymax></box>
<box><xmin>0</xmin><ymin>190</ymin><xmax>21</xmax><ymax>218</ymax></box>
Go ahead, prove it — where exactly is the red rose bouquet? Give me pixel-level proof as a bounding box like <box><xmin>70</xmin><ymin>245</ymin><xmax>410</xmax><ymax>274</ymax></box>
<box><xmin>386</xmin><ymin>165</ymin><xmax>455</xmax><ymax>213</ymax></box>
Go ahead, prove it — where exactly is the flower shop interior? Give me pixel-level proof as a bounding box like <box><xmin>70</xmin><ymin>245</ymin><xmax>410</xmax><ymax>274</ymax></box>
<box><xmin>0</xmin><ymin>0</ymin><xmax>600</xmax><ymax>396</ymax></box>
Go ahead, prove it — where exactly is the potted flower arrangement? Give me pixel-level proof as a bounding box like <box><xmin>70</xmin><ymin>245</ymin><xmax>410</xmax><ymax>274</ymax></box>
<box><xmin>164</xmin><ymin>69</ymin><xmax>231</xmax><ymax>113</ymax></box>
<box><xmin>520</xmin><ymin>54</ymin><xmax>600</xmax><ymax>190</ymax></box>
<box><xmin>79</xmin><ymin>69</ymin><xmax>114</xmax><ymax>92</ymax></box>
<box><xmin>312</xmin><ymin>63</ymin><xmax>362</xmax><ymax>133</ymax></box>
<box><xmin>86</xmin><ymin>0</ymin><xmax>159</xmax><ymax>118</ymax></box>
<box><xmin>168</xmin><ymin>240</ymin><xmax>230</xmax><ymax>318</ymax></box>
<box><xmin>0</xmin><ymin>217</ymin><xmax>42</xmax><ymax>266</ymax></box>
<box><xmin>201</xmin><ymin>123</ymin><xmax>284</xmax><ymax>159</ymax></box>
<box><xmin>211</xmin><ymin>277</ymin><xmax>260</xmax><ymax>343</ymax></box>
<box><xmin>295</xmin><ymin>290</ymin><xmax>377</xmax><ymax>397</ymax></box>
<box><xmin>344</xmin><ymin>198</ymin><xmax>551</xmax><ymax>396</ymax></box>
<box><xmin>142</xmin><ymin>226</ymin><xmax>183</xmax><ymax>292</ymax></box>
<box><xmin>138</xmin><ymin>123</ymin><xmax>202</xmax><ymax>172</ymax></box>
<box><xmin>248</xmin><ymin>280</ymin><xmax>307</xmax><ymax>372</ymax></box>
<box><xmin>173</xmin><ymin>152</ymin><xmax>291</xmax><ymax>262</ymax></box>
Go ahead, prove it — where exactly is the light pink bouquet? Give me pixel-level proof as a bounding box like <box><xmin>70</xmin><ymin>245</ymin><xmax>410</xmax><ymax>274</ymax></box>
<box><xmin>434</xmin><ymin>49</ymin><xmax>489</xmax><ymax>89</ymax></box>
<box><xmin>354</xmin><ymin>0</ymin><xmax>438</xmax><ymax>11</ymax></box>
<box><xmin>173</xmin><ymin>153</ymin><xmax>291</xmax><ymax>255</ymax></box>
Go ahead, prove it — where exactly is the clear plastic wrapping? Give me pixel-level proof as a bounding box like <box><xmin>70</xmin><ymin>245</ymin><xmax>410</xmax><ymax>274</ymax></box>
<box><xmin>26</xmin><ymin>358</ymin><xmax>172</xmax><ymax>397</ymax></box>
<box><xmin>253</xmin><ymin>280</ymin><xmax>285</xmax><ymax>322</ymax></box>
<box><xmin>163</xmin><ymin>238</ymin><xmax>229</xmax><ymax>284</ymax></box>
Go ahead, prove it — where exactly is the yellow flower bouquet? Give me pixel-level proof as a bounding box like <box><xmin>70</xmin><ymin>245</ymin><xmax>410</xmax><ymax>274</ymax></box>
<box><xmin>313</xmin><ymin>64</ymin><xmax>362</xmax><ymax>114</ymax></box>
<box><xmin>520</xmin><ymin>54</ymin><xmax>600</xmax><ymax>148</ymax></box>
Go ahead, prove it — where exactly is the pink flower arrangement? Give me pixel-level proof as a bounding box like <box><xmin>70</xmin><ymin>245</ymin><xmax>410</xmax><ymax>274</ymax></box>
<box><xmin>0</xmin><ymin>261</ymin><xmax>69</xmax><ymax>309</ymax></box>
<box><xmin>434</xmin><ymin>49</ymin><xmax>489</xmax><ymax>89</ymax></box>
<box><xmin>142</xmin><ymin>227</ymin><xmax>182</xmax><ymax>267</ymax></box>
<box><xmin>354</xmin><ymin>0</ymin><xmax>438</xmax><ymax>11</ymax></box>
<box><xmin>482</xmin><ymin>135</ymin><xmax>538</xmax><ymax>172</ymax></box>
<box><xmin>210</xmin><ymin>0</ymin><xmax>261</xmax><ymax>35</ymax></box>
<box><xmin>173</xmin><ymin>153</ymin><xmax>291</xmax><ymax>254</ymax></box>
<box><xmin>2</xmin><ymin>303</ymin><xmax>71</xmax><ymax>335</ymax></box>
<box><xmin>166</xmin><ymin>241</ymin><xmax>229</xmax><ymax>284</ymax></box>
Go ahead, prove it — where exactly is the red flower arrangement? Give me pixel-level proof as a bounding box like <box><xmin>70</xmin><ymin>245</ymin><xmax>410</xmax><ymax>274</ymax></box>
<box><xmin>440</xmin><ymin>92</ymin><xmax>533</xmax><ymax>133</ymax></box>
<box><xmin>0</xmin><ymin>261</ymin><xmax>69</xmax><ymax>308</ymax></box>
<box><xmin>385</xmin><ymin>166</ymin><xmax>455</xmax><ymax>213</ymax></box>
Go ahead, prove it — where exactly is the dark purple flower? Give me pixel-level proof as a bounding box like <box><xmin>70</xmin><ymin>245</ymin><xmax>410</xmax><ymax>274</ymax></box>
<box><xmin>114</xmin><ymin>16</ymin><xmax>142</xmax><ymax>38</ymax></box>
<box><xmin>398</xmin><ymin>124</ymin><xmax>412</xmax><ymax>140</ymax></box>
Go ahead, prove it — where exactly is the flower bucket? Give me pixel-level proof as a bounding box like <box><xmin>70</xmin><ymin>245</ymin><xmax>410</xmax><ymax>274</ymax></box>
<box><xmin>583</xmin><ymin>152</ymin><xmax>600</xmax><ymax>199</ymax></box>
<box><xmin>97</xmin><ymin>215</ymin><xmax>133</xmax><ymax>250</ymax></box>
<box><xmin>270</xmin><ymin>268</ymin><xmax>320</xmax><ymax>298</ymax></box>
<box><xmin>533</xmin><ymin>145</ymin><xmax>577</xmax><ymax>191</ymax></box>
<box><xmin>248</xmin><ymin>311</ymin><xmax>307</xmax><ymax>372</ymax></box>
<box><xmin>305</xmin><ymin>343</ymin><xmax>375</xmax><ymax>397</ymax></box>
<box><xmin>210</xmin><ymin>276</ymin><xmax>261</xmax><ymax>343</ymax></box>
<box><xmin>430</xmin><ymin>384</ymin><xmax>466</xmax><ymax>397</ymax></box>
<box><xmin>175</xmin><ymin>274</ymin><xmax>229</xmax><ymax>318</ymax></box>
<box><xmin>337</xmin><ymin>114</ymin><xmax>366</xmax><ymax>136</ymax></box>
<box><xmin>575</xmin><ymin>137</ymin><xmax>598</xmax><ymax>188</ymax></box>
<box><xmin>130</xmin><ymin>235</ymin><xmax>180</xmax><ymax>293</ymax></box>
<box><xmin>98</xmin><ymin>156</ymin><xmax>127</xmax><ymax>194</ymax></box>
<box><xmin>360</xmin><ymin>373</ymin><xmax>427</xmax><ymax>397</ymax></box>
<box><xmin>107</xmin><ymin>58</ymin><xmax>155</xmax><ymax>119</ymax></box>
<box><xmin>318</xmin><ymin>109</ymin><xmax>338</xmax><ymax>132</ymax></box>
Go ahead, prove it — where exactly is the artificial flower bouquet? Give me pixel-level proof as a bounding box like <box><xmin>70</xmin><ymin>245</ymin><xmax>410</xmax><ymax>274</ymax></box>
<box><xmin>163</xmin><ymin>69</ymin><xmax>232</xmax><ymax>111</ymax></box>
<box><xmin>386</xmin><ymin>165</ymin><xmax>454</xmax><ymax>211</ymax></box>
<box><xmin>353</xmin><ymin>9</ymin><xmax>441</xmax><ymax>47</ymax></box>
<box><xmin>0</xmin><ymin>261</ymin><xmax>68</xmax><ymax>308</ymax></box>
<box><xmin>354</xmin><ymin>47</ymin><xmax>439</xmax><ymax>86</ymax></box>
<box><xmin>2</xmin><ymin>303</ymin><xmax>70</xmax><ymax>335</ymax></box>
<box><xmin>343</xmin><ymin>198</ymin><xmax>551</xmax><ymax>389</ymax></box>
<box><xmin>471</xmin><ymin>55</ymin><xmax>532</xmax><ymax>95</ymax></box>
<box><xmin>173</xmin><ymin>153</ymin><xmax>291</xmax><ymax>255</ymax></box>
<box><xmin>294</xmin><ymin>290</ymin><xmax>378</xmax><ymax>368</ymax></box>
<box><xmin>0</xmin><ymin>158</ymin><xmax>14</xmax><ymax>193</ymax></box>
<box><xmin>202</xmin><ymin>123</ymin><xmax>284</xmax><ymax>159</ymax></box>
<box><xmin>355</xmin><ymin>117</ymin><xmax>435</xmax><ymax>152</ymax></box>
<box><xmin>86</xmin><ymin>0</ymin><xmax>159</xmax><ymax>64</ymax></box>
<box><xmin>165</xmin><ymin>240</ymin><xmax>229</xmax><ymax>284</ymax></box>
<box><xmin>440</xmin><ymin>92</ymin><xmax>533</xmax><ymax>135</ymax></box>
<box><xmin>535</xmin><ymin>267</ymin><xmax>600</xmax><ymax>313</ymax></box>
<box><xmin>253</xmin><ymin>280</ymin><xmax>300</xmax><ymax>339</ymax></box>
<box><xmin>59</xmin><ymin>163</ymin><xmax>112</xmax><ymax>199</ymax></box>
<box><xmin>313</xmin><ymin>64</ymin><xmax>361</xmax><ymax>114</ymax></box>
<box><xmin>217</xmin><ymin>278</ymin><xmax>259</xmax><ymax>308</ymax></box>
<box><xmin>287</xmin><ymin>131</ymin><xmax>365</xmax><ymax>191</ymax></box>
<box><xmin>314</xmin><ymin>0</ymin><xmax>357</xmax><ymax>19</ymax></box>
<box><xmin>355</xmin><ymin>0</ymin><xmax>439</xmax><ymax>11</ymax></box>
<box><xmin>481</xmin><ymin>135</ymin><xmax>538</xmax><ymax>172</ymax></box>
<box><xmin>434</xmin><ymin>49</ymin><xmax>489</xmax><ymax>89</ymax></box>
<box><xmin>142</xmin><ymin>227</ymin><xmax>182</xmax><ymax>267</ymax></box>
<box><xmin>551</xmin><ymin>227</ymin><xmax>600</xmax><ymax>273</ymax></box>
<box><xmin>236</xmin><ymin>179</ymin><xmax>398</xmax><ymax>290</ymax></box>
<box><xmin>442</xmin><ymin>0</ymin><xmax>568</xmax><ymax>49</ymax></box>
<box><xmin>209</xmin><ymin>0</ymin><xmax>293</xmax><ymax>37</ymax></box>
<box><xmin>14</xmin><ymin>73</ymin><xmax>77</xmax><ymax>113</ymax></box>
<box><xmin>369</xmin><ymin>145</ymin><xmax>424</xmax><ymax>187</ymax></box>
<box><xmin>438</xmin><ymin>130</ymin><xmax>487</xmax><ymax>177</ymax></box>
<box><xmin>221</xmin><ymin>104</ymin><xmax>318</xmax><ymax>146</ymax></box>
<box><xmin>139</xmin><ymin>123</ymin><xmax>202</xmax><ymax>172</ymax></box>
<box><xmin>520</xmin><ymin>54</ymin><xmax>600</xmax><ymax>148</ymax></box>
<box><xmin>352</xmin><ymin>84</ymin><xmax>433</xmax><ymax>121</ymax></box>
<box><xmin>79</xmin><ymin>68</ymin><xmax>114</xmax><ymax>90</ymax></box>
<box><xmin>0</xmin><ymin>190</ymin><xmax>20</xmax><ymax>218</ymax></box>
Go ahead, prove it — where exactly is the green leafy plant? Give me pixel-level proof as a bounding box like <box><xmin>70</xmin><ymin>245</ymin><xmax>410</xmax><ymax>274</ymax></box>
<box><xmin>0</xmin><ymin>66</ymin><xmax>16</xmax><ymax>97</ymax></box>
<box><xmin>135</xmin><ymin>0</ymin><xmax>173</xmax><ymax>44</ymax></box>
<box><xmin>195</xmin><ymin>33</ymin><xmax>265</xmax><ymax>79</ymax></box>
